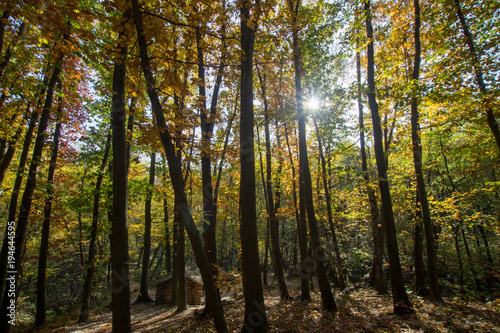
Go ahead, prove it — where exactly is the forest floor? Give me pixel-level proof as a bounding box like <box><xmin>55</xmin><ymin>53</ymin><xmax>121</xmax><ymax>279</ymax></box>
<box><xmin>14</xmin><ymin>277</ymin><xmax>500</xmax><ymax>333</ymax></box>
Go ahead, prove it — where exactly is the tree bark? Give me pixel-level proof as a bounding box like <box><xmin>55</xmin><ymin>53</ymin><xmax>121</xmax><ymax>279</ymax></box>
<box><xmin>162</xmin><ymin>156</ymin><xmax>171</xmax><ymax>273</ymax></box>
<box><xmin>131</xmin><ymin>1</ymin><xmax>227</xmax><ymax>331</ymax></box>
<box><xmin>176</xmin><ymin>192</ymin><xmax>187</xmax><ymax>312</ymax></box>
<box><xmin>135</xmin><ymin>151</ymin><xmax>156</xmax><ymax>303</ymax></box>
<box><xmin>35</xmin><ymin>93</ymin><xmax>63</xmax><ymax>327</ymax></box>
<box><xmin>453</xmin><ymin>0</ymin><xmax>500</xmax><ymax>154</ymax></box>
<box><xmin>239</xmin><ymin>1</ymin><xmax>269</xmax><ymax>331</ymax></box>
<box><xmin>256</xmin><ymin>125</ymin><xmax>270</xmax><ymax>286</ymax></box>
<box><xmin>453</xmin><ymin>225</ymin><xmax>465</xmax><ymax>296</ymax></box>
<box><xmin>364</xmin><ymin>0</ymin><xmax>413</xmax><ymax>314</ymax></box>
<box><xmin>414</xmin><ymin>189</ymin><xmax>428</xmax><ymax>296</ymax></box>
<box><xmin>109</xmin><ymin>8</ymin><xmax>132</xmax><ymax>331</ymax></box>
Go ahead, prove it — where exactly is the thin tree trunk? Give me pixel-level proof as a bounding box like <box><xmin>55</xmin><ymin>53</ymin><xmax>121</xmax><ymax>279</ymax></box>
<box><xmin>453</xmin><ymin>0</ymin><xmax>500</xmax><ymax>153</ymax></box>
<box><xmin>35</xmin><ymin>93</ymin><xmax>63</xmax><ymax>327</ymax></box>
<box><xmin>257</xmin><ymin>125</ymin><xmax>270</xmax><ymax>286</ymax></box>
<box><xmin>162</xmin><ymin>156</ymin><xmax>171</xmax><ymax>273</ymax></box>
<box><xmin>126</xmin><ymin>97</ymin><xmax>136</xmax><ymax>171</ymax></box>
<box><xmin>78</xmin><ymin>171</ymin><xmax>88</xmax><ymax>268</ymax></box>
<box><xmin>287</xmin><ymin>0</ymin><xmax>336</xmax><ymax>311</ymax></box>
<box><xmin>461</xmin><ymin>226</ymin><xmax>482</xmax><ymax>297</ymax></box>
<box><xmin>0</xmin><ymin>43</ymin><xmax>66</xmax><ymax>331</ymax></box>
<box><xmin>364</xmin><ymin>0</ymin><xmax>413</xmax><ymax>314</ymax></box>
<box><xmin>414</xmin><ymin>188</ymin><xmax>428</xmax><ymax>296</ymax></box>
<box><xmin>195</xmin><ymin>3</ymin><xmax>227</xmax><ymax>287</ymax></box>
<box><xmin>355</xmin><ymin>28</ymin><xmax>386</xmax><ymax>295</ymax></box>
<box><xmin>176</xmin><ymin>193</ymin><xmax>187</xmax><ymax>312</ymax></box>
<box><xmin>257</xmin><ymin>67</ymin><xmax>289</xmax><ymax>299</ymax></box>
<box><xmin>135</xmin><ymin>151</ymin><xmax>156</xmax><ymax>303</ymax></box>
<box><xmin>411</xmin><ymin>0</ymin><xmax>442</xmax><ymax>303</ymax></box>
<box><xmin>171</xmin><ymin>198</ymin><xmax>179</xmax><ymax>306</ymax></box>
<box><xmin>284</xmin><ymin>123</ymin><xmax>301</xmax><ymax>275</ymax></box>
<box><xmin>312</xmin><ymin>116</ymin><xmax>345</xmax><ymax>290</ymax></box>
<box><xmin>453</xmin><ymin>226</ymin><xmax>465</xmax><ymax>296</ymax></box>
<box><xmin>131</xmin><ymin>2</ymin><xmax>227</xmax><ymax>330</ymax></box>
<box><xmin>109</xmin><ymin>9</ymin><xmax>132</xmax><ymax>331</ymax></box>
<box><xmin>79</xmin><ymin>131</ymin><xmax>112</xmax><ymax>322</ymax></box>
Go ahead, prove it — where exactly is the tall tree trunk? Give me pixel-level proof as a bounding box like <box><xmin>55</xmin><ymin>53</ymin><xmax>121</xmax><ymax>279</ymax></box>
<box><xmin>411</xmin><ymin>0</ymin><xmax>442</xmax><ymax>303</ymax></box>
<box><xmin>170</xmin><ymin>198</ymin><xmax>179</xmax><ymax>306</ymax></box>
<box><xmin>135</xmin><ymin>151</ymin><xmax>156</xmax><ymax>303</ymax></box>
<box><xmin>195</xmin><ymin>3</ymin><xmax>227</xmax><ymax>285</ymax></box>
<box><xmin>453</xmin><ymin>225</ymin><xmax>465</xmax><ymax>296</ymax></box>
<box><xmin>356</xmin><ymin>30</ymin><xmax>386</xmax><ymax>295</ymax></box>
<box><xmin>79</xmin><ymin>131</ymin><xmax>112</xmax><ymax>322</ymax></box>
<box><xmin>35</xmin><ymin>94</ymin><xmax>63</xmax><ymax>327</ymax></box>
<box><xmin>162</xmin><ymin>156</ymin><xmax>171</xmax><ymax>273</ymax></box>
<box><xmin>287</xmin><ymin>0</ymin><xmax>337</xmax><ymax>312</ymax></box>
<box><xmin>109</xmin><ymin>8</ymin><xmax>132</xmax><ymax>332</ymax></box>
<box><xmin>461</xmin><ymin>226</ymin><xmax>482</xmax><ymax>298</ymax></box>
<box><xmin>175</xmin><ymin>191</ymin><xmax>187</xmax><ymax>311</ymax></box>
<box><xmin>364</xmin><ymin>0</ymin><xmax>413</xmax><ymax>314</ymax></box>
<box><xmin>126</xmin><ymin>97</ymin><xmax>136</xmax><ymax>171</ymax></box>
<box><xmin>0</xmin><ymin>44</ymin><xmax>66</xmax><ymax>331</ymax></box>
<box><xmin>414</xmin><ymin>189</ymin><xmax>428</xmax><ymax>296</ymax></box>
<box><xmin>284</xmin><ymin>123</ymin><xmax>301</xmax><ymax>275</ymax></box>
<box><xmin>312</xmin><ymin>117</ymin><xmax>345</xmax><ymax>290</ymax></box>
<box><xmin>131</xmin><ymin>1</ymin><xmax>227</xmax><ymax>331</ymax></box>
<box><xmin>239</xmin><ymin>1</ymin><xmax>269</xmax><ymax>331</ymax></box>
<box><xmin>453</xmin><ymin>0</ymin><xmax>500</xmax><ymax>153</ymax></box>
<box><xmin>257</xmin><ymin>125</ymin><xmax>270</xmax><ymax>286</ymax></box>
<box><xmin>257</xmin><ymin>67</ymin><xmax>289</xmax><ymax>299</ymax></box>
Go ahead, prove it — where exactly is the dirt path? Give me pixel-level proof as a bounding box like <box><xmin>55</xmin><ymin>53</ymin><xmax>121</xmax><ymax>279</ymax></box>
<box><xmin>50</xmin><ymin>303</ymin><xmax>202</xmax><ymax>333</ymax></box>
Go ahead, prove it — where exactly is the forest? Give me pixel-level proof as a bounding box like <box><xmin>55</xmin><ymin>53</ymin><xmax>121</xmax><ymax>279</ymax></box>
<box><xmin>0</xmin><ymin>0</ymin><xmax>499</xmax><ymax>332</ymax></box>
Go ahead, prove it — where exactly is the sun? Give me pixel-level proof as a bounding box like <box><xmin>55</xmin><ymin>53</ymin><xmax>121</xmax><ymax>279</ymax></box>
<box><xmin>306</xmin><ymin>96</ymin><xmax>321</xmax><ymax>110</ymax></box>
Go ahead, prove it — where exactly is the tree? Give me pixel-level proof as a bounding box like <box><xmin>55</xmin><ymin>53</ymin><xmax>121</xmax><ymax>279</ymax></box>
<box><xmin>131</xmin><ymin>1</ymin><xmax>228</xmax><ymax>331</ymax></box>
<box><xmin>79</xmin><ymin>130</ymin><xmax>112</xmax><ymax>322</ymax></box>
<box><xmin>312</xmin><ymin>115</ymin><xmax>345</xmax><ymax>290</ymax></box>
<box><xmin>0</xmin><ymin>33</ymin><xmax>67</xmax><ymax>331</ymax></box>
<box><xmin>453</xmin><ymin>0</ymin><xmax>500</xmax><ymax>154</ymax></box>
<box><xmin>356</xmin><ymin>34</ymin><xmax>385</xmax><ymax>295</ymax></box>
<box><xmin>109</xmin><ymin>5</ymin><xmax>132</xmax><ymax>331</ymax></box>
<box><xmin>34</xmin><ymin>89</ymin><xmax>63</xmax><ymax>327</ymax></box>
<box><xmin>257</xmin><ymin>66</ymin><xmax>290</xmax><ymax>300</ymax></box>
<box><xmin>239</xmin><ymin>0</ymin><xmax>270</xmax><ymax>331</ymax></box>
<box><xmin>410</xmin><ymin>0</ymin><xmax>442</xmax><ymax>303</ymax></box>
<box><xmin>135</xmin><ymin>150</ymin><xmax>156</xmax><ymax>304</ymax></box>
<box><xmin>287</xmin><ymin>0</ymin><xmax>337</xmax><ymax>312</ymax></box>
<box><xmin>363</xmin><ymin>0</ymin><xmax>413</xmax><ymax>314</ymax></box>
